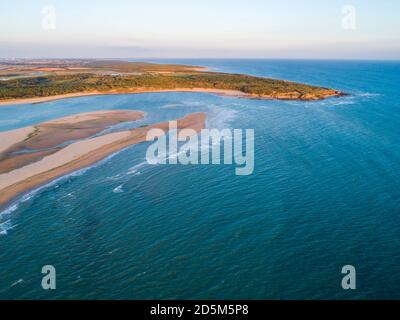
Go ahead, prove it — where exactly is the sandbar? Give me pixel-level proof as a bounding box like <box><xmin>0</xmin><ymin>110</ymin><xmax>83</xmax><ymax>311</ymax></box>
<box><xmin>0</xmin><ymin>110</ymin><xmax>144</xmax><ymax>173</ymax></box>
<box><xmin>0</xmin><ymin>112</ymin><xmax>206</xmax><ymax>208</ymax></box>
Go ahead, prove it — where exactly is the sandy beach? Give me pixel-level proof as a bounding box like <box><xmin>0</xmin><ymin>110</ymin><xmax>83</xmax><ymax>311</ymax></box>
<box><xmin>0</xmin><ymin>126</ymin><xmax>35</xmax><ymax>153</ymax></box>
<box><xmin>0</xmin><ymin>110</ymin><xmax>145</xmax><ymax>173</ymax></box>
<box><xmin>0</xmin><ymin>87</ymin><xmax>342</xmax><ymax>106</ymax></box>
<box><xmin>0</xmin><ymin>112</ymin><xmax>206</xmax><ymax>209</ymax></box>
<box><xmin>0</xmin><ymin>89</ymin><xmax>248</xmax><ymax>106</ymax></box>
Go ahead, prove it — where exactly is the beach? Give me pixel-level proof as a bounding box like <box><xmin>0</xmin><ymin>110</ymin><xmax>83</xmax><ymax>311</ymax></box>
<box><xmin>0</xmin><ymin>87</ymin><xmax>342</xmax><ymax>106</ymax></box>
<box><xmin>0</xmin><ymin>111</ymin><xmax>206</xmax><ymax>209</ymax></box>
<box><xmin>1</xmin><ymin>59</ymin><xmax>399</xmax><ymax>299</ymax></box>
<box><xmin>0</xmin><ymin>89</ymin><xmax>245</xmax><ymax>106</ymax></box>
<box><xmin>0</xmin><ymin>110</ymin><xmax>145</xmax><ymax>173</ymax></box>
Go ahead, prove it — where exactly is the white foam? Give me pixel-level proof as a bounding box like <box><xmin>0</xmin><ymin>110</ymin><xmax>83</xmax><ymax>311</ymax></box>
<box><xmin>106</xmin><ymin>160</ymin><xmax>147</xmax><ymax>181</ymax></box>
<box><xmin>0</xmin><ymin>203</ymin><xmax>18</xmax><ymax>216</ymax></box>
<box><xmin>0</xmin><ymin>106</ymin><xmax>237</xmax><ymax>235</ymax></box>
<box><xmin>0</xmin><ymin>144</ymin><xmax>135</xmax><ymax>235</ymax></box>
<box><xmin>206</xmin><ymin>106</ymin><xmax>238</xmax><ymax>129</ymax></box>
<box><xmin>11</xmin><ymin>279</ymin><xmax>24</xmax><ymax>287</ymax></box>
<box><xmin>0</xmin><ymin>219</ymin><xmax>16</xmax><ymax>235</ymax></box>
<box><xmin>127</xmin><ymin>161</ymin><xmax>147</xmax><ymax>175</ymax></box>
<box><xmin>0</xmin><ymin>203</ymin><xmax>19</xmax><ymax>235</ymax></box>
<box><xmin>107</xmin><ymin>173</ymin><xmax>123</xmax><ymax>180</ymax></box>
<box><xmin>113</xmin><ymin>185</ymin><xmax>124</xmax><ymax>193</ymax></box>
<box><xmin>356</xmin><ymin>92</ymin><xmax>381</xmax><ymax>98</ymax></box>
<box><xmin>325</xmin><ymin>100</ymin><xmax>356</xmax><ymax>107</ymax></box>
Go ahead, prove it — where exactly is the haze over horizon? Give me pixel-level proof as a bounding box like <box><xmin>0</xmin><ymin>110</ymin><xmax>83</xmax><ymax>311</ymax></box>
<box><xmin>1</xmin><ymin>0</ymin><xmax>399</xmax><ymax>60</ymax></box>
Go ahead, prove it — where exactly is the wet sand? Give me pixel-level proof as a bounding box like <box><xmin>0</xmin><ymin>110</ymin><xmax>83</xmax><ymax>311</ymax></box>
<box><xmin>0</xmin><ymin>112</ymin><xmax>206</xmax><ymax>209</ymax></box>
<box><xmin>0</xmin><ymin>110</ymin><xmax>144</xmax><ymax>172</ymax></box>
<box><xmin>0</xmin><ymin>126</ymin><xmax>36</xmax><ymax>153</ymax></box>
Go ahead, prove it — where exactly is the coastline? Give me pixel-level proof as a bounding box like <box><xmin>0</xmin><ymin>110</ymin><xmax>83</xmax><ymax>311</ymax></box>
<box><xmin>0</xmin><ymin>110</ymin><xmax>145</xmax><ymax>174</ymax></box>
<box><xmin>0</xmin><ymin>112</ymin><xmax>206</xmax><ymax>210</ymax></box>
<box><xmin>0</xmin><ymin>87</ymin><xmax>343</xmax><ymax>106</ymax></box>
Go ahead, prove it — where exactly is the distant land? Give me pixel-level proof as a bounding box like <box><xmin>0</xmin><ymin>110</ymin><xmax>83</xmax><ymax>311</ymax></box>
<box><xmin>0</xmin><ymin>59</ymin><xmax>343</xmax><ymax>104</ymax></box>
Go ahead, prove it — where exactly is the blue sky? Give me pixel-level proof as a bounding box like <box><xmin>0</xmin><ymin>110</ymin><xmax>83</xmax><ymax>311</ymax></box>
<box><xmin>1</xmin><ymin>0</ymin><xmax>399</xmax><ymax>59</ymax></box>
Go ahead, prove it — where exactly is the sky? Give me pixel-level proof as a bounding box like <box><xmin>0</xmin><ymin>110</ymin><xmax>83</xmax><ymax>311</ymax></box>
<box><xmin>0</xmin><ymin>0</ymin><xmax>399</xmax><ymax>59</ymax></box>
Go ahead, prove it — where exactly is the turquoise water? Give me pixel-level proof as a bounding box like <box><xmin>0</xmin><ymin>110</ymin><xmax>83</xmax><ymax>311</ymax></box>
<box><xmin>0</xmin><ymin>59</ymin><xmax>400</xmax><ymax>299</ymax></box>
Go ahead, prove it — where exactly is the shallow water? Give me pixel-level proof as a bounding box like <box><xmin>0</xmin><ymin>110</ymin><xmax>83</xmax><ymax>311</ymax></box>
<box><xmin>0</xmin><ymin>59</ymin><xmax>400</xmax><ymax>299</ymax></box>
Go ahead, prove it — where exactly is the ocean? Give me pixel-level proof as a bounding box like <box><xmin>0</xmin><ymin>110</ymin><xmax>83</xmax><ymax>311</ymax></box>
<box><xmin>0</xmin><ymin>59</ymin><xmax>400</xmax><ymax>299</ymax></box>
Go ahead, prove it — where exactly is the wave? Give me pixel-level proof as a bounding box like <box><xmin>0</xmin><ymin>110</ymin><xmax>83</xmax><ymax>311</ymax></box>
<box><xmin>0</xmin><ymin>105</ymin><xmax>237</xmax><ymax>235</ymax></box>
<box><xmin>355</xmin><ymin>92</ymin><xmax>381</xmax><ymax>98</ymax></box>
<box><xmin>0</xmin><ymin>202</ymin><xmax>21</xmax><ymax>235</ymax></box>
<box><xmin>11</xmin><ymin>279</ymin><xmax>24</xmax><ymax>287</ymax></box>
<box><xmin>285</xmin><ymin>90</ymin><xmax>382</xmax><ymax>109</ymax></box>
<box><xmin>323</xmin><ymin>91</ymin><xmax>381</xmax><ymax>108</ymax></box>
<box><xmin>206</xmin><ymin>106</ymin><xmax>238</xmax><ymax>129</ymax></box>
<box><xmin>326</xmin><ymin>99</ymin><xmax>356</xmax><ymax>107</ymax></box>
<box><xmin>104</xmin><ymin>160</ymin><xmax>146</xmax><ymax>183</ymax></box>
<box><xmin>0</xmin><ymin>219</ymin><xmax>15</xmax><ymax>235</ymax></box>
<box><xmin>127</xmin><ymin>161</ymin><xmax>147</xmax><ymax>175</ymax></box>
<box><xmin>113</xmin><ymin>185</ymin><xmax>124</xmax><ymax>193</ymax></box>
<box><xmin>0</xmin><ymin>145</ymin><xmax>135</xmax><ymax>236</ymax></box>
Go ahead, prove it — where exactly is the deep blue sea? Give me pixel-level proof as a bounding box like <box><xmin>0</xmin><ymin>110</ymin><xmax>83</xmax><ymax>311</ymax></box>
<box><xmin>0</xmin><ymin>59</ymin><xmax>400</xmax><ymax>299</ymax></box>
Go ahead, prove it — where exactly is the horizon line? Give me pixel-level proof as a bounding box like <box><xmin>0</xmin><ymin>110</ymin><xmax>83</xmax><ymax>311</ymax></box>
<box><xmin>1</xmin><ymin>57</ymin><xmax>400</xmax><ymax>62</ymax></box>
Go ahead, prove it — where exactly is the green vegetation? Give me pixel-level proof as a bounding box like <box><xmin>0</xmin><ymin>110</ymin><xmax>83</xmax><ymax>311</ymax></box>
<box><xmin>0</xmin><ymin>71</ymin><xmax>340</xmax><ymax>101</ymax></box>
<box><xmin>86</xmin><ymin>60</ymin><xmax>203</xmax><ymax>73</ymax></box>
